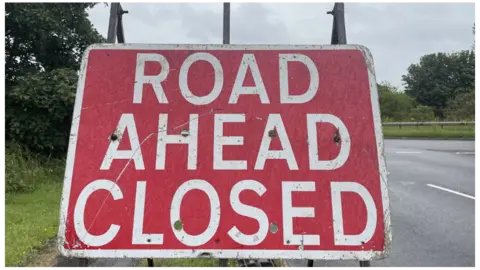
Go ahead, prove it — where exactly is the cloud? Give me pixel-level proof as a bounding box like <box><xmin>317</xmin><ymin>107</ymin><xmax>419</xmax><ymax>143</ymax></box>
<box><xmin>88</xmin><ymin>2</ymin><xmax>474</xmax><ymax>89</ymax></box>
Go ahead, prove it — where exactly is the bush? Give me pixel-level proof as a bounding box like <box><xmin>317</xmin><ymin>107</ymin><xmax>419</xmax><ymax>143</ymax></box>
<box><xmin>5</xmin><ymin>143</ymin><xmax>64</xmax><ymax>193</ymax></box>
<box><xmin>445</xmin><ymin>90</ymin><xmax>475</xmax><ymax>121</ymax></box>
<box><xmin>409</xmin><ymin>105</ymin><xmax>436</xmax><ymax>121</ymax></box>
<box><xmin>378</xmin><ymin>82</ymin><xmax>415</xmax><ymax>121</ymax></box>
<box><xmin>6</xmin><ymin>68</ymin><xmax>77</xmax><ymax>157</ymax></box>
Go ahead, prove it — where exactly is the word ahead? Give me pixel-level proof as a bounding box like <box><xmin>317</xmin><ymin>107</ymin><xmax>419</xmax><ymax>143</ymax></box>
<box><xmin>58</xmin><ymin>44</ymin><xmax>391</xmax><ymax>261</ymax></box>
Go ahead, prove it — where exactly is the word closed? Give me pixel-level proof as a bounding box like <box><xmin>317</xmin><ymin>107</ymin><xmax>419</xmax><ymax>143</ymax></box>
<box><xmin>58</xmin><ymin>44</ymin><xmax>391</xmax><ymax>260</ymax></box>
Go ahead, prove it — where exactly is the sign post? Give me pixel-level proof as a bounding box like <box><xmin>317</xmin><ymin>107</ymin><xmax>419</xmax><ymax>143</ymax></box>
<box><xmin>220</xmin><ymin>3</ymin><xmax>231</xmax><ymax>267</ymax></box>
<box><xmin>106</xmin><ymin>3</ymin><xmax>127</xmax><ymax>44</ymax></box>
<box><xmin>57</xmin><ymin>43</ymin><xmax>391</xmax><ymax>262</ymax></box>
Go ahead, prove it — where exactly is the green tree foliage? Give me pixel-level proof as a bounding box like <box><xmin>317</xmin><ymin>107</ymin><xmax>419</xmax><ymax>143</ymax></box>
<box><xmin>5</xmin><ymin>3</ymin><xmax>104</xmax><ymax>156</ymax></box>
<box><xmin>7</xmin><ymin>69</ymin><xmax>78</xmax><ymax>156</ymax></box>
<box><xmin>444</xmin><ymin>90</ymin><xmax>475</xmax><ymax>121</ymax></box>
<box><xmin>5</xmin><ymin>3</ymin><xmax>104</xmax><ymax>87</ymax></box>
<box><xmin>402</xmin><ymin>50</ymin><xmax>475</xmax><ymax>118</ymax></box>
<box><xmin>377</xmin><ymin>82</ymin><xmax>415</xmax><ymax>121</ymax></box>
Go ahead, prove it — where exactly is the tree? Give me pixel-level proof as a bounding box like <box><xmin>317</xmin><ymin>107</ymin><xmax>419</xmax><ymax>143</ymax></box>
<box><xmin>5</xmin><ymin>3</ymin><xmax>105</xmax><ymax>155</ymax></box>
<box><xmin>402</xmin><ymin>50</ymin><xmax>475</xmax><ymax>118</ymax></box>
<box><xmin>377</xmin><ymin>82</ymin><xmax>415</xmax><ymax>121</ymax></box>
<box><xmin>5</xmin><ymin>3</ymin><xmax>105</xmax><ymax>87</ymax></box>
<box><xmin>7</xmin><ymin>69</ymin><xmax>78</xmax><ymax>156</ymax></box>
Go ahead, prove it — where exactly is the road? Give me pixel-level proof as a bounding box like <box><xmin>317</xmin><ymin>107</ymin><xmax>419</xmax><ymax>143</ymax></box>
<box><xmin>56</xmin><ymin>139</ymin><xmax>474</xmax><ymax>267</ymax></box>
<box><xmin>286</xmin><ymin>139</ymin><xmax>475</xmax><ymax>267</ymax></box>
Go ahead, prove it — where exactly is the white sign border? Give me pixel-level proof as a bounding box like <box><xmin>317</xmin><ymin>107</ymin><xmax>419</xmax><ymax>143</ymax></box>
<box><xmin>57</xmin><ymin>43</ymin><xmax>391</xmax><ymax>261</ymax></box>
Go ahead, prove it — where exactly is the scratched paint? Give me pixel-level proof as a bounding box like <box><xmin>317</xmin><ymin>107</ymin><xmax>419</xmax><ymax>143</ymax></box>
<box><xmin>57</xmin><ymin>44</ymin><xmax>391</xmax><ymax>260</ymax></box>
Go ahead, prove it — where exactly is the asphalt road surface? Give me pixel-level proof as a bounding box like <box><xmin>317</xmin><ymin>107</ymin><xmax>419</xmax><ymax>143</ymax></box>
<box><xmin>56</xmin><ymin>139</ymin><xmax>474</xmax><ymax>267</ymax></box>
<box><xmin>287</xmin><ymin>139</ymin><xmax>475</xmax><ymax>267</ymax></box>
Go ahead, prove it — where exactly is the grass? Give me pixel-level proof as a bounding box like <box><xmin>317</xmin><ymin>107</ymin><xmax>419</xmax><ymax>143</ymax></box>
<box><xmin>5</xmin><ymin>145</ymin><xmax>65</xmax><ymax>266</ymax></box>
<box><xmin>5</xmin><ymin>144</ymin><xmax>65</xmax><ymax>193</ymax></box>
<box><xmin>138</xmin><ymin>258</ymin><xmax>239</xmax><ymax>267</ymax></box>
<box><xmin>5</xmin><ymin>182</ymin><xmax>64</xmax><ymax>266</ymax></box>
<box><xmin>138</xmin><ymin>258</ymin><xmax>282</xmax><ymax>267</ymax></box>
<box><xmin>382</xmin><ymin>125</ymin><xmax>475</xmax><ymax>139</ymax></box>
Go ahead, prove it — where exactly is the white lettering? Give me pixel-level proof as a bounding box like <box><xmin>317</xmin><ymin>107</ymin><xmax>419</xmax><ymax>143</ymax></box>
<box><xmin>170</xmin><ymin>179</ymin><xmax>220</xmax><ymax>247</ymax></box>
<box><xmin>214</xmin><ymin>114</ymin><xmax>247</xmax><ymax>170</ymax></box>
<box><xmin>74</xmin><ymin>179</ymin><xmax>122</xmax><ymax>246</ymax></box>
<box><xmin>331</xmin><ymin>182</ymin><xmax>377</xmax><ymax>246</ymax></box>
<box><xmin>307</xmin><ymin>114</ymin><xmax>350</xmax><ymax>170</ymax></box>
<box><xmin>279</xmin><ymin>54</ymin><xmax>319</xmax><ymax>104</ymax></box>
<box><xmin>282</xmin><ymin>181</ymin><xmax>320</xmax><ymax>246</ymax></box>
<box><xmin>255</xmin><ymin>114</ymin><xmax>298</xmax><ymax>170</ymax></box>
<box><xmin>229</xmin><ymin>54</ymin><xmax>270</xmax><ymax>104</ymax></box>
<box><xmin>179</xmin><ymin>53</ymin><xmax>223</xmax><ymax>105</ymax></box>
<box><xmin>132</xmin><ymin>181</ymin><xmax>164</xmax><ymax>244</ymax></box>
<box><xmin>156</xmin><ymin>114</ymin><xmax>198</xmax><ymax>170</ymax></box>
<box><xmin>228</xmin><ymin>180</ymin><xmax>268</xmax><ymax>245</ymax></box>
<box><xmin>100</xmin><ymin>113</ymin><xmax>145</xmax><ymax>170</ymax></box>
<box><xmin>133</xmin><ymin>53</ymin><xmax>169</xmax><ymax>104</ymax></box>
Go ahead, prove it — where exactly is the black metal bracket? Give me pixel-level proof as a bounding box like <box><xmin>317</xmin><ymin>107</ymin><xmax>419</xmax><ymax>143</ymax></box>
<box><xmin>327</xmin><ymin>2</ymin><xmax>347</xmax><ymax>45</ymax></box>
<box><xmin>147</xmin><ymin>258</ymin><xmax>154</xmax><ymax>267</ymax></box>
<box><xmin>360</xmin><ymin>260</ymin><xmax>371</xmax><ymax>267</ymax></box>
<box><xmin>107</xmin><ymin>3</ymin><xmax>128</xmax><ymax>43</ymax></box>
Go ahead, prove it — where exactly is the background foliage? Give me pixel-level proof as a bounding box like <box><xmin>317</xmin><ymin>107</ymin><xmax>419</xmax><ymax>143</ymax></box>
<box><xmin>5</xmin><ymin>3</ymin><xmax>104</xmax><ymax>157</ymax></box>
<box><xmin>5</xmin><ymin>3</ymin><xmax>104</xmax><ymax>86</ymax></box>
<box><xmin>7</xmin><ymin>69</ymin><xmax>78</xmax><ymax>156</ymax></box>
<box><xmin>401</xmin><ymin>50</ymin><xmax>475</xmax><ymax>119</ymax></box>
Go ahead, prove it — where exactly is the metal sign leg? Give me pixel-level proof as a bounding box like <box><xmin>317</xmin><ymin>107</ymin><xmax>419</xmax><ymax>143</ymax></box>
<box><xmin>147</xmin><ymin>258</ymin><xmax>154</xmax><ymax>267</ymax></box>
<box><xmin>107</xmin><ymin>3</ymin><xmax>128</xmax><ymax>43</ymax></box>
<box><xmin>327</xmin><ymin>2</ymin><xmax>347</xmax><ymax>45</ymax></box>
<box><xmin>360</xmin><ymin>261</ymin><xmax>371</xmax><ymax>267</ymax></box>
<box><xmin>219</xmin><ymin>259</ymin><xmax>229</xmax><ymax>267</ymax></box>
<box><xmin>223</xmin><ymin>2</ymin><xmax>230</xmax><ymax>44</ymax></box>
<box><xmin>218</xmin><ymin>2</ymin><xmax>231</xmax><ymax>268</ymax></box>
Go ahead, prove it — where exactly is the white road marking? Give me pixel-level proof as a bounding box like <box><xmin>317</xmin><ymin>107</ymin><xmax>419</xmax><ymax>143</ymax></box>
<box><xmin>427</xmin><ymin>184</ymin><xmax>475</xmax><ymax>200</ymax></box>
<box><xmin>455</xmin><ymin>151</ymin><xmax>475</xmax><ymax>155</ymax></box>
<box><xmin>395</xmin><ymin>151</ymin><xmax>422</xmax><ymax>154</ymax></box>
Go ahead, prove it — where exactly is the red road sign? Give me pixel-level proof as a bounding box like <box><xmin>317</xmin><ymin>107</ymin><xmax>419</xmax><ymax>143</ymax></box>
<box><xmin>58</xmin><ymin>44</ymin><xmax>391</xmax><ymax>260</ymax></box>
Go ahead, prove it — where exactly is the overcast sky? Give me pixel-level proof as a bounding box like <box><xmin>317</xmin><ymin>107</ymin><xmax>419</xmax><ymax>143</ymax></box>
<box><xmin>87</xmin><ymin>2</ymin><xmax>475</xmax><ymax>89</ymax></box>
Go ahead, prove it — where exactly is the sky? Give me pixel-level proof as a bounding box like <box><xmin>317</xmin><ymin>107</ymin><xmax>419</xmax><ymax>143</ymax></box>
<box><xmin>87</xmin><ymin>2</ymin><xmax>475</xmax><ymax>90</ymax></box>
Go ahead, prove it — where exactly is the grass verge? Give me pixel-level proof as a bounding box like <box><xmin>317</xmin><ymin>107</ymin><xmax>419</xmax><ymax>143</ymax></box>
<box><xmin>138</xmin><ymin>258</ymin><xmax>239</xmax><ymax>267</ymax></box>
<box><xmin>382</xmin><ymin>125</ymin><xmax>475</xmax><ymax>139</ymax></box>
<box><xmin>5</xmin><ymin>145</ymin><xmax>65</xmax><ymax>266</ymax></box>
<box><xmin>138</xmin><ymin>259</ymin><xmax>282</xmax><ymax>267</ymax></box>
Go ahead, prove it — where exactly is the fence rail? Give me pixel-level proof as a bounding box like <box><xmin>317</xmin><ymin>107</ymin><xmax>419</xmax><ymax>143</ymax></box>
<box><xmin>383</xmin><ymin>121</ymin><xmax>475</xmax><ymax>127</ymax></box>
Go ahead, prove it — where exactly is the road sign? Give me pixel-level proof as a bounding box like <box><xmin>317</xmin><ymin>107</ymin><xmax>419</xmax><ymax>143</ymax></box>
<box><xmin>58</xmin><ymin>44</ymin><xmax>391</xmax><ymax>260</ymax></box>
